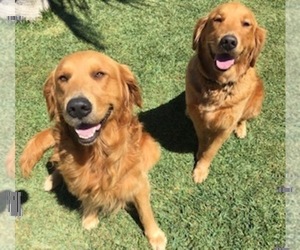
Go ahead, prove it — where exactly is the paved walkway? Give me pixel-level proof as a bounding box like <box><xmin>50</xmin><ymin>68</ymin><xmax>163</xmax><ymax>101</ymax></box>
<box><xmin>0</xmin><ymin>0</ymin><xmax>49</xmax><ymax>21</ymax></box>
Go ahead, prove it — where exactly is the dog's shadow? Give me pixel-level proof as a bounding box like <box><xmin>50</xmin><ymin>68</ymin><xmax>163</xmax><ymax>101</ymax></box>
<box><xmin>139</xmin><ymin>91</ymin><xmax>197</xmax><ymax>153</ymax></box>
<box><xmin>45</xmin><ymin>162</ymin><xmax>81</xmax><ymax>211</ymax></box>
<box><xmin>48</xmin><ymin>175</ymin><xmax>145</xmax><ymax>232</ymax></box>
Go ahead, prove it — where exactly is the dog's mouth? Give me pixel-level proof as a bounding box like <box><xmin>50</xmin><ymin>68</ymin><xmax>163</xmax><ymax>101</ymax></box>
<box><xmin>214</xmin><ymin>53</ymin><xmax>235</xmax><ymax>71</ymax></box>
<box><xmin>73</xmin><ymin>105</ymin><xmax>113</xmax><ymax>145</ymax></box>
<box><xmin>209</xmin><ymin>46</ymin><xmax>236</xmax><ymax>71</ymax></box>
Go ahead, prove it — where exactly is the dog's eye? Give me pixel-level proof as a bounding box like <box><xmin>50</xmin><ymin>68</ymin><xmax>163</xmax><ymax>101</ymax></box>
<box><xmin>213</xmin><ymin>16</ymin><xmax>223</xmax><ymax>23</ymax></box>
<box><xmin>58</xmin><ymin>75</ymin><xmax>68</xmax><ymax>82</ymax></box>
<box><xmin>242</xmin><ymin>21</ymin><xmax>251</xmax><ymax>27</ymax></box>
<box><xmin>94</xmin><ymin>71</ymin><xmax>105</xmax><ymax>79</ymax></box>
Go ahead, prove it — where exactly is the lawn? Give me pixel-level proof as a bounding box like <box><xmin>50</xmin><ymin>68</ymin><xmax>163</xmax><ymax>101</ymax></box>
<box><xmin>15</xmin><ymin>0</ymin><xmax>285</xmax><ymax>249</ymax></box>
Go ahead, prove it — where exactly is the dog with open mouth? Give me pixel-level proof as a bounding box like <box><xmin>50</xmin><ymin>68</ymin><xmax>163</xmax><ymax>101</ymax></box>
<box><xmin>19</xmin><ymin>51</ymin><xmax>167</xmax><ymax>250</ymax></box>
<box><xmin>185</xmin><ymin>2</ymin><xmax>266</xmax><ymax>183</ymax></box>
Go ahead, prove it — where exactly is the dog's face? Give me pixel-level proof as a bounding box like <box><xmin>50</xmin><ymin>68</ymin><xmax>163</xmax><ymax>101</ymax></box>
<box><xmin>44</xmin><ymin>51</ymin><xmax>141</xmax><ymax>145</ymax></box>
<box><xmin>193</xmin><ymin>2</ymin><xmax>265</xmax><ymax>76</ymax></box>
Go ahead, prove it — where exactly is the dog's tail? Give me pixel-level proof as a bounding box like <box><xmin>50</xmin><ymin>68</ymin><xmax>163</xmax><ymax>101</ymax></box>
<box><xmin>20</xmin><ymin>128</ymin><xmax>55</xmax><ymax>178</ymax></box>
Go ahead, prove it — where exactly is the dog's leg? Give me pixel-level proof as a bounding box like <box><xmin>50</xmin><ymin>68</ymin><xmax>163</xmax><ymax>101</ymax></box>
<box><xmin>194</xmin><ymin>129</ymin><xmax>232</xmax><ymax>184</ymax></box>
<box><xmin>133</xmin><ymin>178</ymin><xmax>167</xmax><ymax>250</ymax></box>
<box><xmin>20</xmin><ymin>128</ymin><xmax>55</xmax><ymax>177</ymax></box>
<box><xmin>235</xmin><ymin>80</ymin><xmax>264</xmax><ymax>139</ymax></box>
<box><xmin>235</xmin><ymin>120</ymin><xmax>247</xmax><ymax>138</ymax></box>
<box><xmin>141</xmin><ymin>133</ymin><xmax>161</xmax><ymax>172</ymax></box>
<box><xmin>82</xmin><ymin>201</ymin><xmax>99</xmax><ymax>230</ymax></box>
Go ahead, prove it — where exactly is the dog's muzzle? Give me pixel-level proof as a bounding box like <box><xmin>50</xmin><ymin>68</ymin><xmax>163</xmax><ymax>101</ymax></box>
<box><xmin>71</xmin><ymin>104</ymin><xmax>113</xmax><ymax>145</ymax></box>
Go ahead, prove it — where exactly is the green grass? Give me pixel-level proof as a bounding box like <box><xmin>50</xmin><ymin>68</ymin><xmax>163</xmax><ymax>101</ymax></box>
<box><xmin>15</xmin><ymin>0</ymin><xmax>285</xmax><ymax>249</ymax></box>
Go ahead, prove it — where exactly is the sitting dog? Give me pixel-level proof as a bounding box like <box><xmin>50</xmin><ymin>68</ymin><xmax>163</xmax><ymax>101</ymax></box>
<box><xmin>185</xmin><ymin>2</ymin><xmax>266</xmax><ymax>183</ymax></box>
<box><xmin>20</xmin><ymin>51</ymin><xmax>167</xmax><ymax>250</ymax></box>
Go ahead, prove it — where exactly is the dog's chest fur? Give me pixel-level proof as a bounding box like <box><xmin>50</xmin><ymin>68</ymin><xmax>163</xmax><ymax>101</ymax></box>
<box><xmin>199</xmin><ymin>82</ymin><xmax>235</xmax><ymax>109</ymax></box>
<box><xmin>54</xmin><ymin>124</ymin><xmax>143</xmax><ymax>211</ymax></box>
<box><xmin>186</xmin><ymin>65</ymin><xmax>258</xmax><ymax>130</ymax></box>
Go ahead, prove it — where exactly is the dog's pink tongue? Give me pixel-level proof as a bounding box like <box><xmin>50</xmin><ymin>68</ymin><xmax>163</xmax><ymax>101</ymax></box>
<box><xmin>215</xmin><ymin>54</ymin><xmax>235</xmax><ymax>70</ymax></box>
<box><xmin>75</xmin><ymin>124</ymin><xmax>101</xmax><ymax>139</ymax></box>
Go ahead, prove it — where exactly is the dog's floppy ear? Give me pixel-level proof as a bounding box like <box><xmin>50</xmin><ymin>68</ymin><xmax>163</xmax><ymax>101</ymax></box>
<box><xmin>192</xmin><ymin>17</ymin><xmax>208</xmax><ymax>50</ymax></box>
<box><xmin>250</xmin><ymin>26</ymin><xmax>266</xmax><ymax>67</ymax></box>
<box><xmin>120</xmin><ymin>64</ymin><xmax>142</xmax><ymax>108</ymax></box>
<box><xmin>43</xmin><ymin>70</ymin><xmax>57</xmax><ymax>120</ymax></box>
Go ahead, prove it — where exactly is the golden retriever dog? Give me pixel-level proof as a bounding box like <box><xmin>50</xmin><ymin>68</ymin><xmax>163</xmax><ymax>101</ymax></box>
<box><xmin>185</xmin><ymin>2</ymin><xmax>266</xmax><ymax>183</ymax></box>
<box><xmin>20</xmin><ymin>51</ymin><xmax>167</xmax><ymax>250</ymax></box>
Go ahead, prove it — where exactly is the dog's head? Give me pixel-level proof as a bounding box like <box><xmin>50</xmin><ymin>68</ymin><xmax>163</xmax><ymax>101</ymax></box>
<box><xmin>43</xmin><ymin>51</ymin><xmax>142</xmax><ymax>146</ymax></box>
<box><xmin>192</xmin><ymin>2</ymin><xmax>266</xmax><ymax>82</ymax></box>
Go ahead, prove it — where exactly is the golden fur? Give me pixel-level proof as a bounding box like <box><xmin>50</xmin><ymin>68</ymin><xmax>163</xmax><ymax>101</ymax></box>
<box><xmin>185</xmin><ymin>2</ymin><xmax>266</xmax><ymax>183</ymax></box>
<box><xmin>20</xmin><ymin>51</ymin><xmax>167</xmax><ymax>249</ymax></box>
<box><xmin>5</xmin><ymin>142</ymin><xmax>15</xmax><ymax>178</ymax></box>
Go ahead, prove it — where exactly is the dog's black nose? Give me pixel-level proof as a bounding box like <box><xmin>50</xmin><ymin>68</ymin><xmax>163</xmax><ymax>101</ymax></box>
<box><xmin>67</xmin><ymin>97</ymin><xmax>92</xmax><ymax>119</ymax></box>
<box><xmin>220</xmin><ymin>35</ymin><xmax>238</xmax><ymax>51</ymax></box>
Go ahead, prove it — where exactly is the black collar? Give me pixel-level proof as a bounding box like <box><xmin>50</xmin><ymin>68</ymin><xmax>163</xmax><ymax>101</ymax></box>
<box><xmin>202</xmin><ymin>74</ymin><xmax>235</xmax><ymax>87</ymax></box>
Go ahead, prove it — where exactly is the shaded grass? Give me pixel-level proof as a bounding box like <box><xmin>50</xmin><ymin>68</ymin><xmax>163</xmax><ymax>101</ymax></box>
<box><xmin>15</xmin><ymin>0</ymin><xmax>285</xmax><ymax>249</ymax></box>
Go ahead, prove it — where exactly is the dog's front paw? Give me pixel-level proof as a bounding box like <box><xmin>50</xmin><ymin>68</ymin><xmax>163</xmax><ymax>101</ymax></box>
<box><xmin>82</xmin><ymin>216</ymin><xmax>99</xmax><ymax>230</ymax></box>
<box><xmin>44</xmin><ymin>175</ymin><xmax>54</xmax><ymax>191</ymax></box>
<box><xmin>44</xmin><ymin>170</ymin><xmax>62</xmax><ymax>191</ymax></box>
<box><xmin>235</xmin><ymin>121</ymin><xmax>247</xmax><ymax>139</ymax></box>
<box><xmin>147</xmin><ymin>229</ymin><xmax>167</xmax><ymax>250</ymax></box>
<box><xmin>193</xmin><ymin>164</ymin><xmax>209</xmax><ymax>184</ymax></box>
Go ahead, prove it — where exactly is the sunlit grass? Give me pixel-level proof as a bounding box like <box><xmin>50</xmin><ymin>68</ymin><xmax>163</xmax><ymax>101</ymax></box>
<box><xmin>15</xmin><ymin>0</ymin><xmax>285</xmax><ymax>249</ymax></box>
